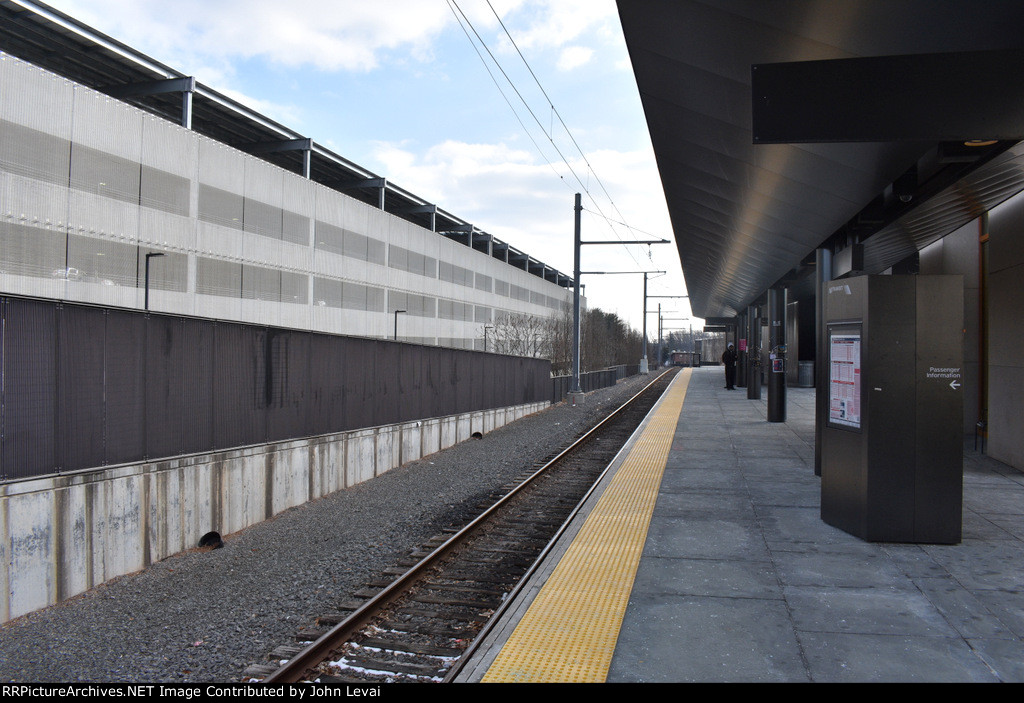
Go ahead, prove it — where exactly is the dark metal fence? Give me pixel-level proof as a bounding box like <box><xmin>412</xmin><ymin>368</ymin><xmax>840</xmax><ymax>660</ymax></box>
<box><xmin>0</xmin><ymin>296</ymin><xmax>551</xmax><ymax>481</ymax></box>
<box><xmin>550</xmin><ymin>364</ymin><xmax>641</xmax><ymax>404</ymax></box>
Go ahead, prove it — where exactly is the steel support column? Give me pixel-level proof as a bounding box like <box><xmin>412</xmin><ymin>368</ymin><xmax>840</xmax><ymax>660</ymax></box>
<box><xmin>747</xmin><ymin>305</ymin><xmax>761</xmax><ymax>400</ymax></box>
<box><xmin>737</xmin><ymin>310</ymin><xmax>748</xmax><ymax>388</ymax></box>
<box><xmin>767</xmin><ymin>287</ymin><xmax>787</xmax><ymax>422</ymax></box>
<box><xmin>640</xmin><ymin>273</ymin><xmax>649</xmax><ymax>374</ymax></box>
<box><xmin>570</xmin><ymin>193</ymin><xmax>582</xmax><ymax>395</ymax></box>
<box><xmin>814</xmin><ymin>247</ymin><xmax>832</xmax><ymax>475</ymax></box>
<box><xmin>182</xmin><ymin>87</ymin><xmax>193</xmax><ymax>129</ymax></box>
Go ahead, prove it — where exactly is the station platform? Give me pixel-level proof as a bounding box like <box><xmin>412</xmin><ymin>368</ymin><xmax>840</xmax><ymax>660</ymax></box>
<box><xmin>455</xmin><ymin>366</ymin><xmax>1024</xmax><ymax>683</ymax></box>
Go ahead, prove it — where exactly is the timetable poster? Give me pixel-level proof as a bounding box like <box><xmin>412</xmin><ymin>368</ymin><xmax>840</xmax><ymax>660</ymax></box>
<box><xmin>829</xmin><ymin>333</ymin><xmax>861</xmax><ymax>429</ymax></box>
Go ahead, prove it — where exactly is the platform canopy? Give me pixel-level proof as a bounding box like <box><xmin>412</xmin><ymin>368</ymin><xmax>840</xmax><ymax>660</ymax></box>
<box><xmin>617</xmin><ymin>0</ymin><xmax>1024</xmax><ymax>319</ymax></box>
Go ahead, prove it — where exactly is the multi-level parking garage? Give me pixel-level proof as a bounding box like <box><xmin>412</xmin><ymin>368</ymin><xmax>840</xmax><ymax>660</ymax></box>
<box><xmin>0</xmin><ymin>0</ymin><xmax>574</xmax><ymax>348</ymax></box>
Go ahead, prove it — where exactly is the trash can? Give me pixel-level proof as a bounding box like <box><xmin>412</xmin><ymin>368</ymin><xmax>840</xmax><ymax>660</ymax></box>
<box><xmin>798</xmin><ymin>361</ymin><xmax>814</xmax><ymax>388</ymax></box>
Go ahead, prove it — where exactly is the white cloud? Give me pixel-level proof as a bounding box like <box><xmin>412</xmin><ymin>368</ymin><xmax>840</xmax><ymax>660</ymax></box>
<box><xmin>368</xmin><ymin>136</ymin><xmax>684</xmax><ymax>328</ymax></box>
<box><xmin>371</xmin><ymin>138</ymin><xmax>557</xmax><ymax>222</ymax></box>
<box><xmin>556</xmin><ymin>46</ymin><xmax>595</xmax><ymax>71</ymax></box>
<box><xmin>503</xmin><ymin>0</ymin><xmax>617</xmax><ymax>51</ymax></box>
<box><xmin>48</xmin><ymin>0</ymin><xmax>453</xmax><ymax>72</ymax></box>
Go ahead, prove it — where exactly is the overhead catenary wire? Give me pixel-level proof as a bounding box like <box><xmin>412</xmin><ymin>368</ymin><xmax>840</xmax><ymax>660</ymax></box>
<box><xmin>448</xmin><ymin>0</ymin><xmax>649</xmax><ymax>270</ymax></box>
<box><xmin>483</xmin><ymin>0</ymin><xmax>680</xmax><ymax>280</ymax></box>
<box><xmin>447</xmin><ymin>1</ymin><xmax>587</xmax><ymax>189</ymax></box>
<box><xmin>484</xmin><ymin>0</ymin><xmax>645</xmax><ymax>268</ymax></box>
<box><xmin>579</xmin><ymin>207</ymin><xmax>671</xmax><ymax>244</ymax></box>
<box><xmin>446</xmin><ymin>1</ymin><xmax>567</xmax><ymax>187</ymax></box>
<box><xmin>484</xmin><ymin>1</ymin><xmax>644</xmax><ymax>241</ymax></box>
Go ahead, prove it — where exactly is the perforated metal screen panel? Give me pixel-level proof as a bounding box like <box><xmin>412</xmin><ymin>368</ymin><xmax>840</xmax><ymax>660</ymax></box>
<box><xmin>0</xmin><ymin>297</ymin><xmax>553</xmax><ymax>480</ymax></box>
<box><xmin>0</xmin><ymin>298</ymin><xmax>57</xmax><ymax>477</ymax></box>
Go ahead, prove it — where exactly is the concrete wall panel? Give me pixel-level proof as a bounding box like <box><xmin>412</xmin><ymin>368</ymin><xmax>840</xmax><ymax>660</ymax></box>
<box><xmin>275</xmin><ymin>445</ymin><xmax>312</xmax><ymax>515</ymax></box>
<box><xmin>421</xmin><ymin>419</ymin><xmax>442</xmax><ymax>457</ymax></box>
<box><xmin>440</xmin><ymin>416</ymin><xmax>458</xmax><ymax>451</ymax></box>
<box><xmin>375</xmin><ymin>426</ymin><xmax>398</xmax><ymax>477</ymax></box>
<box><xmin>0</xmin><ymin>398</ymin><xmax>547</xmax><ymax>623</ymax></box>
<box><xmin>401</xmin><ymin>422</ymin><xmax>423</xmax><ymax>465</ymax></box>
<box><xmin>0</xmin><ymin>497</ymin><xmax>8</xmax><ymax>622</ymax></box>
<box><xmin>222</xmin><ymin>454</ymin><xmax>262</xmax><ymax>536</ymax></box>
<box><xmin>455</xmin><ymin>414</ymin><xmax>471</xmax><ymax>444</ymax></box>
<box><xmin>56</xmin><ymin>484</ymin><xmax>89</xmax><ymax>602</ymax></box>
<box><xmin>106</xmin><ymin>472</ymin><xmax>145</xmax><ymax>582</ymax></box>
<box><xmin>6</xmin><ymin>489</ymin><xmax>54</xmax><ymax>619</ymax></box>
<box><xmin>347</xmin><ymin>429</ymin><xmax>376</xmax><ymax>487</ymax></box>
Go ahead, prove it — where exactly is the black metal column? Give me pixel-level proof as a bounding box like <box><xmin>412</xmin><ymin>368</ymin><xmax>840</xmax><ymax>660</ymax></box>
<box><xmin>737</xmin><ymin>311</ymin><xmax>747</xmax><ymax>388</ymax></box>
<box><xmin>767</xmin><ymin>287</ymin><xmax>786</xmax><ymax>422</ymax></box>
<box><xmin>814</xmin><ymin>247</ymin><xmax>831</xmax><ymax>475</ymax></box>
<box><xmin>570</xmin><ymin>193</ymin><xmax>582</xmax><ymax>395</ymax></box>
<box><xmin>746</xmin><ymin>305</ymin><xmax>761</xmax><ymax>400</ymax></box>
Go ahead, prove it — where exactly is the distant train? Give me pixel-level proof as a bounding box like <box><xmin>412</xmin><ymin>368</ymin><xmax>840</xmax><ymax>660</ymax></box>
<box><xmin>670</xmin><ymin>351</ymin><xmax>699</xmax><ymax>367</ymax></box>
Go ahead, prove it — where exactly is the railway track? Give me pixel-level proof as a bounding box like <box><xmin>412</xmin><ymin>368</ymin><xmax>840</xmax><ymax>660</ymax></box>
<box><xmin>243</xmin><ymin>368</ymin><xmax>677</xmax><ymax>684</ymax></box>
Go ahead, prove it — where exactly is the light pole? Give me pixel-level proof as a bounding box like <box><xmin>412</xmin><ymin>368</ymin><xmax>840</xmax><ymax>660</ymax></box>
<box><xmin>144</xmin><ymin>252</ymin><xmax>164</xmax><ymax>311</ymax></box>
<box><xmin>483</xmin><ymin>324</ymin><xmax>494</xmax><ymax>352</ymax></box>
<box><xmin>393</xmin><ymin>310</ymin><xmax>406</xmax><ymax>340</ymax></box>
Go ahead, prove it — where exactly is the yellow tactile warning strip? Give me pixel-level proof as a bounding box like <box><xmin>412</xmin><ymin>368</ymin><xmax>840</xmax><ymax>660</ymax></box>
<box><xmin>481</xmin><ymin>368</ymin><xmax>691</xmax><ymax>683</ymax></box>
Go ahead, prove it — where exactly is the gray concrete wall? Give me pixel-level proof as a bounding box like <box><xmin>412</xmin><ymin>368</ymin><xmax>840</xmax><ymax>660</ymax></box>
<box><xmin>919</xmin><ymin>218</ymin><xmax>981</xmax><ymax>435</ymax></box>
<box><xmin>988</xmin><ymin>191</ymin><xmax>1024</xmax><ymax>470</ymax></box>
<box><xmin>0</xmin><ymin>400</ymin><xmax>548</xmax><ymax>623</ymax></box>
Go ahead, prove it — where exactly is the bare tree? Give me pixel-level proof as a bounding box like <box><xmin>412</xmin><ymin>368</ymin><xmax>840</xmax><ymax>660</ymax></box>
<box><xmin>547</xmin><ymin>301</ymin><xmax>574</xmax><ymax>375</ymax></box>
<box><xmin>487</xmin><ymin>311</ymin><xmax>554</xmax><ymax>359</ymax></box>
<box><xmin>486</xmin><ymin>304</ymin><xmax>643</xmax><ymax>375</ymax></box>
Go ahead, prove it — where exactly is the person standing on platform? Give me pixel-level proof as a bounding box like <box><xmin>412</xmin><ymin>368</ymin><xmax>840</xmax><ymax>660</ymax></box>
<box><xmin>722</xmin><ymin>342</ymin><xmax>737</xmax><ymax>390</ymax></box>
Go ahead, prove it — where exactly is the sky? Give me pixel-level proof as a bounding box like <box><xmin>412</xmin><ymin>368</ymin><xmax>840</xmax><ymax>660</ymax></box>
<box><xmin>41</xmin><ymin>0</ymin><xmax>694</xmax><ymax>333</ymax></box>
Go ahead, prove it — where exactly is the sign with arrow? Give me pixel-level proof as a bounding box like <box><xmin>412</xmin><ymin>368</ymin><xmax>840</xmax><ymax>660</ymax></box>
<box><xmin>925</xmin><ymin>366</ymin><xmax>962</xmax><ymax>390</ymax></box>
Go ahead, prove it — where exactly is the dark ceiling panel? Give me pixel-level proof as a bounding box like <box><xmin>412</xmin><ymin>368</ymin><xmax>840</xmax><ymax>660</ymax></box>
<box><xmin>752</xmin><ymin>50</ymin><xmax>1024</xmax><ymax>144</ymax></box>
<box><xmin>618</xmin><ymin>0</ymin><xmax>1024</xmax><ymax>318</ymax></box>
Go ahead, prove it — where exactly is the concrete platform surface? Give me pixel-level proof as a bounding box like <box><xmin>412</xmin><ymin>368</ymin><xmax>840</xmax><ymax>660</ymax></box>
<box><xmin>459</xmin><ymin>366</ymin><xmax>1024</xmax><ymax>683</ymax></box>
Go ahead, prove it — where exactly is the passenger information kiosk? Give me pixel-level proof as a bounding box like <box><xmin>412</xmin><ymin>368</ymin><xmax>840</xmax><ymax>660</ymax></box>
<box><xmin>820</xmin><ymin>275</ymin><xmax>963</xmax><ymax>544</ymax></box>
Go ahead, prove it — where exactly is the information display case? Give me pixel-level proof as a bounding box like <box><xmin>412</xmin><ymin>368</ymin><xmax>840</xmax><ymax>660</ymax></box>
<box><xmin>820</xmin><ymin>275</ymin><xmax>963</xmax><ymax>543</ymax></box>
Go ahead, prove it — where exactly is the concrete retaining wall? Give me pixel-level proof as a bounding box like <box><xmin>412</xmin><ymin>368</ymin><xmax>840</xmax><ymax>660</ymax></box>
<box><xmin>0</xmin><ymin>400</ymin><xmax>548</xmax><ymax>623</ymax></box>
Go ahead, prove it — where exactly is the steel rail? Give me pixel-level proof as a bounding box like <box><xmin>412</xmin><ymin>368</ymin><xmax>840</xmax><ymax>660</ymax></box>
<box><xmin>261</xmin><ymin>368</ymin><xmax>673</xmax><ymax>683</ymax></box>
<box><xmin>441</xmin><ymin>369</ymin><xmax>676</xmax><ymax>681</ymax></box>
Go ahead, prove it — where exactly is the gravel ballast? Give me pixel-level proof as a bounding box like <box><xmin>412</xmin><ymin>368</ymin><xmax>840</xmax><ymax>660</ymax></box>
<box><xmin>0</xmin><ymin>374</ymin><xmax>654</xmax><ymax>683</ymax></box>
